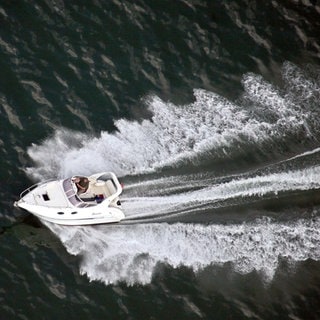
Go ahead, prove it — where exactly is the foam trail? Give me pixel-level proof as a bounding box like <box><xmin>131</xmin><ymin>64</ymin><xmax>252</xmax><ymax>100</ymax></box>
<box><xmin>45</xmin><ymin>217</ymin><xmax>320</xmax><ymax>285</ymax></box>
<box><xmin>122</xmin><ymin>166</ymin><xmax>320</xmax><ymax>219</ymax></box>
<box><xmin>280</xmin><ymin>146</ymin><xmax>320</xmax><ymax>163</ymax></box>
<box><xmin>25</xmin><ymin>63</ymin><xmax>320</xmax><ymax>180</ymax></box>
<box><xmin>28</xmin><ymin>62</ymin><xmax>320</xmax><ymax>287</ymax></box>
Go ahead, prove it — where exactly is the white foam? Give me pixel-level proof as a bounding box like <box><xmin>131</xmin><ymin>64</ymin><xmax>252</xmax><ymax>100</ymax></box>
<box><xmin>122</xmin><ymin>166</ymin><xmax>320</xmax><ymax>219</ymax></box>
<box><xmin>45</xmin><ymin>217</ymin><xmax>320</xmax><ymax>285</ymax></box>
<box><xmin>26</xmin><ymin>62</ymin><xmax>320</xmax><ymax>286</ymax></box>
<box><xmin>280</xmin><ymin>146</ymin><xmax>320</xmax><ymax>163</ymax></box>
<box><xmin>25</xmin><ymin>63</ymin><xmax>319</xmax><ymax>180</ymax></box>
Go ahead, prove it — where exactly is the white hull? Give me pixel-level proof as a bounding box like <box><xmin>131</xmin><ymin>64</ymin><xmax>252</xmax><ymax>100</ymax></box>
<box><xmin>15</xmin><ymin>172</ymin><xmax>125</xmax><ymax>226</ymax></box>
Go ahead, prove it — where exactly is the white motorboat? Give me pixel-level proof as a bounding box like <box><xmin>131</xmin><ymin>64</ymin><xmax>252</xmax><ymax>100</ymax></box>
<box><xmin>14</xmin><ymin>172</ymin><xmax>125</xmax><ymax>225</ymax></box>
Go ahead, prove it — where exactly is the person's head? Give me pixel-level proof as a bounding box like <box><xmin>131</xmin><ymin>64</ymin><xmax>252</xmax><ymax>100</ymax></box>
<box><xmin>78</xmin><ymin>177</ymin><xmax>89</xmax><ymax>188</ymax></box>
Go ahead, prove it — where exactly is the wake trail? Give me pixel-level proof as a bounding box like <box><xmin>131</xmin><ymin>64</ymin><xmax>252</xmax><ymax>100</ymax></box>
<box><xmin>121</xmin><ymin>165</ymin><xmax>320</xmax><ymax>221</ymax></box>
<box><xmin>25</xmin><ymin>62</ymin><xmax>320</xmax><ymax>181</ymax></box>
<box><xmin>44</xmin><ymin>216</ymin><xmax>320</xmax><ymax>285</ymax></box>
<box><xmin>25</xmin><ymin>62</ymin><xmax>320</xmax><ymax>286</ymax></box>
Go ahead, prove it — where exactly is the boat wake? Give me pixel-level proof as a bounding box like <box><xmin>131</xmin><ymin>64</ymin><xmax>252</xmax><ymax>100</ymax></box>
<box><xmin>44</xmin><ymin>216</ymin><xmax>320</xmax><ymax>285</ymax></box>
<box><xmin>121</xmin><ymin>165</ymin><xmax>320</xmax><ymax>222</ymax></box>
<box><xmin>26</xmin><ymin>62</ymin><xmax>320</xmax><ymax>180</ymax></box>
<box><xmin>26</xmin><ymin>62</ymin><xmax>320</xmax><ymax>285</ymax></box>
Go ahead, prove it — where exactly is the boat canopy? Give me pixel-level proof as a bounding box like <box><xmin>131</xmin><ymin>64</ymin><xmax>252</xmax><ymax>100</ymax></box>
<box><xmin>62</xmin><ymin>178</ymin><xmax>92</xmax><ymax>208</ymax></box>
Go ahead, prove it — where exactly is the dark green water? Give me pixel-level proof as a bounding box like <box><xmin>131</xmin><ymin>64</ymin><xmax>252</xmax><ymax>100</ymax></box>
<box><xmin>1</xmin><ymin>1</ymin><xmax>320</xmax><ymax>319</ymax></box>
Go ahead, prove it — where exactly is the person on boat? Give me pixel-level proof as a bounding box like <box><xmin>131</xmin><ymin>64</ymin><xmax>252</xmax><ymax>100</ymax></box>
<box><xmin>72</xmin><ymin>176</ymin><xmax>89</xmax><ymax>194</ymax></box>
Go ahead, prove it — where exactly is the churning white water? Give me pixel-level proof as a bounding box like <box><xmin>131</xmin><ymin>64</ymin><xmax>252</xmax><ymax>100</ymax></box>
<box><xmin>121</xmin><ymin>165</ymin><xmax>320</xmax><ymax>220</ymax></box>
<box><xmin>45</xmin><ymin>217</ymin><xmax>320</xmax><ymax>285</ymax></box>
<box><xmin>26</xmin><ymin>62</ymin><xmax>319</xmax><ymax>180</ymax></box>
<box><xmin>28</xmin><ymin>62</ymin><xmax>320</xmax><ymax>286</ymax></box>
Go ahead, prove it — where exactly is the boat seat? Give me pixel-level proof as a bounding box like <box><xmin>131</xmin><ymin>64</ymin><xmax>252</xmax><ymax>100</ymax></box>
<box><xmin>89</xmin><ymin>179</ymin><xmax>117</xmax><ymax>198</ymax></box>
<box><xmin>105</xmin><ymin>180</ymin><xmax>117</xmax><ymax>197</ymax></box>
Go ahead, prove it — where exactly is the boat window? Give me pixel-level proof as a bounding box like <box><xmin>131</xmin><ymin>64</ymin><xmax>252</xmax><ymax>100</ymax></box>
<box><xmin>57</xmin><ymin>211</ymin><xmax>64</xmax><ymax>215</ymax></box>
<box><xmin>71</xmin><ymin>211</ymin><xmax>78</xmax><ymax>215</ymax></box>
<box><xmin>42</xmin><ymin>194</ymin><xmax>50</xmax><ymax>201</ymax></box>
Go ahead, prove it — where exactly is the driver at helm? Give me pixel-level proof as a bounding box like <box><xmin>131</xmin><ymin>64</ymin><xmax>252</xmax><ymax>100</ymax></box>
<box><xmin>72</xmin><ymin>176</ymin><xmax>89</xmax><ymax>194</ymax></box>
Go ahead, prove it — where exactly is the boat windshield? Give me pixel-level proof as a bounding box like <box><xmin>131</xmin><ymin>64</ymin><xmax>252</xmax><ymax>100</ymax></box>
<box><xmin>96</xmin><ymin>173</ymin><xmax>112</xmax><ymax>181</ymax></box>
<box><xmin>62</xmin><ymin>178</ymin><xmax>91</xmax><ymax>208</ymax></box>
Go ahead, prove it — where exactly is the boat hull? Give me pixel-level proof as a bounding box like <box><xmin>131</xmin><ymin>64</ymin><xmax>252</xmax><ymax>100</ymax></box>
<box><xmin>15</xmin><ymin>200</ymin><xmax>125</xmax><ymax>225</ymax></box>
<box><xmin>14</xmin><ymin>172</ymin><xmax>125</xmax><ymax>226</ymax></box>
